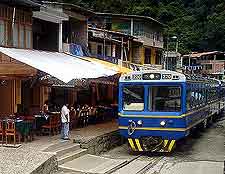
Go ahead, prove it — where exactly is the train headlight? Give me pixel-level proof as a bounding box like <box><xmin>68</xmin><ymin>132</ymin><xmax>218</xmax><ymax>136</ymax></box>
<box><xmin>160</xmin><ymin>121</ymin><xmax>166</xmax><ymax>127</ymax></box>
<box><xmin>137</xmin><ymin>120</ymin><xmax>143</xmax><ymax>126</ymax></box>
<box><xmin>150</xmin><ymin>74</ymin><xmax>155</xmax><ymax>79</ymax></box>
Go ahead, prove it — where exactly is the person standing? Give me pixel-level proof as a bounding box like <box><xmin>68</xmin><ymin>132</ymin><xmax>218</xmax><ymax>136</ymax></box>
<box><xmin>61</xmin><ymin>104</ymin><xmax>70</xmax><ymax>140</ymax></box>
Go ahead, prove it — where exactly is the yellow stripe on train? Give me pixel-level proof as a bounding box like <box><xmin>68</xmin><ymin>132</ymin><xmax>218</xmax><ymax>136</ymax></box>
<box><xmin>135</xmin><ymin>139</ymin><xmax>143</xmax><ymax>151</ymax></box>
<box><xmin>163</xmin><ymin>140</ymin><xmax>176</xmax><ymax>152</ymax></box>
<box><xmin>128</xmin><ymin>138</ymin><xmax>136</xmax><ymax>151</ymax></box>
<box><xmin>128</xmin><ymin>138</ymin><xmax>176</xmax><ymax>152</ymax></box>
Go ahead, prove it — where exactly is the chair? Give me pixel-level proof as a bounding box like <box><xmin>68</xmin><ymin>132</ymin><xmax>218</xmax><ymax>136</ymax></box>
<box><xmin>53</xmin><ymin>115</ymin><xmax>61</xmax><ymax>134</ymax></box>
<box><xmin>78</xmin><ymin>110</ymin><xmax>88</xmax><ymax>127</ymax></box>
<box><xmin>88</xmin><ymin>108</ymin><xmax>97</xmax><ymax>124</ymax></box>
<box><xmin>69</xmin><ymin>110</ymin><xmax>77</xmax><ymax>130</ymax></box>
<box><xmin>41</xmin><ymin>116</ymin><xmax>55</xmax><ymax>136</ymax></box>
<box><xmin>0</xmin><ymin>119</ymin><xmax>4</xmax><ymax>145</ymax></box>
<box><xmin>23</xmin><ymin>119</ymin><xmax>34</xmax><ymax>142</ymax></box>
<box><xmin>5</xmin><ymin>119</ymin><xmax>21</xmax><ymax>146</ymax></box>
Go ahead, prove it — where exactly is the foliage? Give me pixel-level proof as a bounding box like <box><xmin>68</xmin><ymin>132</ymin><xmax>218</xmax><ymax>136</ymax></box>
<box><xmin>62</xmin><ymin>0</ymin><xmax>225</xmax><ymax>54</ymax></box>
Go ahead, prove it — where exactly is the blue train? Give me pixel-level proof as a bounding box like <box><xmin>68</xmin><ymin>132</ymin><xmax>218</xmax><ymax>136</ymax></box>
<box><xmin>118</xmin><ymin>70</ymin><xmax>225</xmax><ymax>152</ymax></box>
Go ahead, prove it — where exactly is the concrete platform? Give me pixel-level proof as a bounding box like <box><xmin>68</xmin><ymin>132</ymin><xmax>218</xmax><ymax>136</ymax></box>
<box><xmin>147</xmin><ymin>161</ymin><xmax>224</xmax><ymax>174</ymax></box>
<box><xmin>112</xmin><ymin>160</ymin><xmax>150</xmax><ymax>174</ymax></box>
<box><xmin>0</xmin><ymin>147</ymin><xmax>57</xmax><ymax>174</ymax></box>
<box><xmin>0</xmin><ymin>120</ymin><xmax>119</xmax><ymax>174</ymax></box>
<box><xmin>59</xmin><ymin>154</ymin><xmax>127</xmax><ymax>174</ymax></box>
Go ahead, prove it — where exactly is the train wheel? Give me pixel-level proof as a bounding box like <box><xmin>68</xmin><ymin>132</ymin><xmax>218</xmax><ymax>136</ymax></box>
<box><xmin>203</xmin><ymin>119</ymin><xmax>207</xmax><ymax>129</ymax></box>
<box><xmin>198</xmin><ymin>119</ymin><xmax>207</xmax><ymax>131</ymax></box>
<box><xmin>207</xmin><ymin>117</ymin><xmax>213</xmax><ymax>127</ymax></box>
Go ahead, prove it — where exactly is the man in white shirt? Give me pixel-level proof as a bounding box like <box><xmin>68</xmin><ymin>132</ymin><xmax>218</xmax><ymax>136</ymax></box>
<box><xmin>61</xmin><ymin>104</ymin><xmax>70</xmax><ymax>140</ymax></box>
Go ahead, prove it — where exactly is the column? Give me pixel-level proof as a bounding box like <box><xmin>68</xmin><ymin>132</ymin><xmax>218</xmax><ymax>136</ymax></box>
<box><xmin>58</xmin><ymin>22</ymin><xmax>63</xmax><ymax>52</ymax></box>
<box><xmin>130</xmin><ymin>18</ymin><xmax>134</xmax><ymax>36</ymax></box>
<box><xmin>120</xmin><ymin>37</ymin><xmax>124</xmax><ymax>66</ymax></box>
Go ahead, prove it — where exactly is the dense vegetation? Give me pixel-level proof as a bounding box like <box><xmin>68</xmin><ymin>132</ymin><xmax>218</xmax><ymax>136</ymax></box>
<box><xmin>61</xmin><ymin>0</ymin><xmax>225</xmax><ymax>54</ymax></box>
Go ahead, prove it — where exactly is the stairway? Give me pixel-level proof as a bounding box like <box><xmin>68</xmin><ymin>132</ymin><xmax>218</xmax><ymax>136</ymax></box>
<box><xmin>43</xmin><ymin>140</ymin><xmax>87</xmax><ymax>166</ymax></box>
<box><xmin>43</xmin><ymin>141</ymin><xmax>127</xmax><ymax>174</ymax></box>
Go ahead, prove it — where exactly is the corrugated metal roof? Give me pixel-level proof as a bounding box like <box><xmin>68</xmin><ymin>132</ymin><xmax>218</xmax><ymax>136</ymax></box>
<box><xmin>1</xmin><ymin>0</ymin><xmax>41</xmax><ymax>8</ymax></box>
<box><xmin>183</xmin><ymin>51</ymin><xmax>224</xmax><ymax>58</ymax></box>
<box><xmin>96</xmin><ymin>13</ymin><xmax>165</xmax><ymax>26</ymax></box>
<box><xmin>41</xmin><ymin>1</ymin><xmax>94</xmax><ymax>16</ymax></box>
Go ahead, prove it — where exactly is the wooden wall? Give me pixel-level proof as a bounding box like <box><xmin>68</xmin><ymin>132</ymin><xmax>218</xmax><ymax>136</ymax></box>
<box><xmin>0</xmin><ymin>79</ymin><xmax>21</xmax><ymax>116</ymax></box>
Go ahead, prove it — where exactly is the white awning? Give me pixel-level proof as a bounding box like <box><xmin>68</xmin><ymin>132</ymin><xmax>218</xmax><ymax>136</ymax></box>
<box><xmin>0</xmin><ymin>47</ymin><xmax>117</xmax><ymax>83</ymax></box>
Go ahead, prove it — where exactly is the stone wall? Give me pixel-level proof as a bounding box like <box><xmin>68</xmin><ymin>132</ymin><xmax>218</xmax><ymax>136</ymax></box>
<box><xmin>75</xmin><ymin>131</ymin><xmax>125</xmax><ymax>155</ymax></box>
<box><xmin>31</xmin><ymin>155</ymin><xmax>58</xmax><ymax>174</ymax></box>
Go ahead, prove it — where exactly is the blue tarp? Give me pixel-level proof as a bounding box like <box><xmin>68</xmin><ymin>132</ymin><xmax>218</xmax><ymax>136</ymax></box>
<box><xmin>70</xmin><ymin>43</ymin><xmax>84</xmax><ymax>56</ymax></box>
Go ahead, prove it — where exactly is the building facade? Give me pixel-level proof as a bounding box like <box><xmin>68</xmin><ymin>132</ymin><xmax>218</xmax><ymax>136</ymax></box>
<box><xmin>182</xmin><ymin>51</ymin><xmax>225</xmax><ymax>79</ymax></box>
<box><xmin>88</xmin><ymin>13</ymin><xmax>164</xmax><ymax>69</ymax></box>
<box><xmin>0</xmin><ymin>1</ymin><xmax>39</xmax><ymax>115</ymax></box>
<box><xmin>0</xmin><ymin>1</ymin><xmax>121</xmax><ymax>116</ymax></box>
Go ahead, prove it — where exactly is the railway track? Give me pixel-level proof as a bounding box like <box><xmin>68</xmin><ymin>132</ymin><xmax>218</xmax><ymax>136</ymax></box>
<box><xmin>105</xmin><ymin>153</ymin><xmax>164</xmax><ymax>174</ymax></box>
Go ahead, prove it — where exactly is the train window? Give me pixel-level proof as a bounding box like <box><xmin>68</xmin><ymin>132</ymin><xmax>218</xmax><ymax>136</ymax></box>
<box><xmin>186</xmin><ymin>84</ymin><xmax>192</xmax><ymax>111</ymax></box>
<box><xmin>123</xmin><ymin>85</ymin><xmax>144</xmax><ymax>111</ymax></box>
<box><xmin>149</xmin><ymin>86</ymin><xmax>181</xmax><ymax>112</ymax></box>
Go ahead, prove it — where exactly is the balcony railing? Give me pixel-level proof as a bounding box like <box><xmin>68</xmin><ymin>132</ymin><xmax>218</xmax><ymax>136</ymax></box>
<box><xmin>122</xmin><ymin>61</ymin><xmax>162</xmax><ymax>71</ymax></box>
<box><xmin>92</xmin><ymin>54</ymin><xmax>119</xmax><ymax>64</ymax></box>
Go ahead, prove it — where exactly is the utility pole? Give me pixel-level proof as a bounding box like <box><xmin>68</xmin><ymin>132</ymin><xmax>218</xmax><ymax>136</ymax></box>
<box><xmin>121</xmin><ymin>37</ymin><xmax>124</xmax><ymax>67</ymax></box>
<box><xmin>103</xmin><ymin>27</ymin><xmax>106</xmax><ymax>59</ymax></box>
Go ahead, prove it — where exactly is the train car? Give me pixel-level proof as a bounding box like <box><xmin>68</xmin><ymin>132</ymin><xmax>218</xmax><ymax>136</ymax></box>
<box><xmin>118</xmin><ymin>70</ymin><xmax>225</xmax><ymax>152</ymax></box>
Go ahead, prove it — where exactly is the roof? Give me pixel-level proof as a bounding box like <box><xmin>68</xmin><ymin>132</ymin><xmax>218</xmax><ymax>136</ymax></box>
<box><xmin>0</xmin><ymin>47</ymin><xmax>118</xmax><ymax>83</ymax></box>
<box><xmin>1</xmin><ymin>0</ymin><xmax>41</xmax><ymax>9</ymax></box>
<box><xmin>183</xmin><ymin>51</ymin><xmax>225</xmax><ymax>58</ymax></box>
<box><xmin>95</xmin><ymin>13</ymin><xmax>165</xmax><ymax>26</ymax></box>
<box><xmin>41</xmin><ymin>1</ymin><xmax>94</xmax><ymax>16</ymax></box>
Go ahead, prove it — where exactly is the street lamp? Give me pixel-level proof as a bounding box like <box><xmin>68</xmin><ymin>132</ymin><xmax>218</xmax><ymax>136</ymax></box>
<box><xmin>171</xmin><ymin>36</ymin><xmax>178</xmax><ymax>53</ymax></box>
<box><xmin>165</xmin><ymin>35</ymin><xmax>179</xmax><ymax>70</ymax></box>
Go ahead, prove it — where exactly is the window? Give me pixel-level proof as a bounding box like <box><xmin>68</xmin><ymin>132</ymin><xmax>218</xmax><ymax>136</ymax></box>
<box><xmin>25</xmin><ymin>26</ymin><xmax>32</xmax><ymax>49</ymax></box>
<box><xmin>19</xmin><ymin>25</ymin><xmax>25</xmax><ymax>48</ymax></box>
<box><xmin>0</xmin><ymin>20</ymin><xmax>5</xmax><ymax>46</ymax></box>
<box><xmin>97</xmin><ymin>44</ymin><xmax>103</xmax><ymax>55</ymax></box>
<box><xmin>186</xmin><ymin>84</ymin><xmax>192</xmax><ymax>111</ymax></box>
<box><xmin>13</xmin><ymin>24</ymin><xmax>19</xmax><ymax>47</ymax></box>
<box><xmin>205</xmin><ymin>64</ymin><xmax>212</xmax><ymax>70</ymax></box>
<box><xmin>123</xmin><ymin>85</ymin><xmax>144</xmax><ymax>111</ymax></box>
<box><xmin>149</xmin><ymin>86</ymin><xmax>181</xmax><ymax>112</ymax></box>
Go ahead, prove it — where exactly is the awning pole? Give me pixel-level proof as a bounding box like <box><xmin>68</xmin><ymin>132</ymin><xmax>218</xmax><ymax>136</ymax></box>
<box><xmin>120</xmin><ymin>37</ymin><xmax>124</xmax><ymax>67</ymax></box>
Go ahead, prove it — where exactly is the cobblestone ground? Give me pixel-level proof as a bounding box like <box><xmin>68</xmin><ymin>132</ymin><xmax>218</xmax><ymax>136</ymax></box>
<box><xmin>100</xmin><ymin>115</ymin><xmax>225</xmax><ymax>174</ymax></box>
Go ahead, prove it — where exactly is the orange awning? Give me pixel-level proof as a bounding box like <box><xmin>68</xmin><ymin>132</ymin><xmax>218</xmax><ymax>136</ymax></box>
<box><xmin>82</xmin><ymin>57</ymin><xmax>132</xmax><ymax>74</ymax></box>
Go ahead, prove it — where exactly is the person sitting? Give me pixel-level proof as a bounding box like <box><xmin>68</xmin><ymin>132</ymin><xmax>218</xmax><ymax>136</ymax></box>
<box><xmin>42</xmin><ymin>100</ymin><xmax>49</xmax><ymax>114</ymax></box>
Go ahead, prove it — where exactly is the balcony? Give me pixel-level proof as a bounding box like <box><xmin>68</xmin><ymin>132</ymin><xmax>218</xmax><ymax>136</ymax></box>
<box><xmin>134</xmin><ymin>31</ymin><xmax>164</xmax><ymax>48</ymax></box>
<box><xmin>122</xmin><ymin>61</ymin><xmax>162</xmax><ymax>71</ymax></box>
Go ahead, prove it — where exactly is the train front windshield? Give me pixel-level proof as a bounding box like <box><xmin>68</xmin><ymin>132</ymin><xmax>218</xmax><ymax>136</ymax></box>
<box><xmin>123</xmin><ymin>85</ymin><xmax>181</xmax><ymax>112</ymax></box>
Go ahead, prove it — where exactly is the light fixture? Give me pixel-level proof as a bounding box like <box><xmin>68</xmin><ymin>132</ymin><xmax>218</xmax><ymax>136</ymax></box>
<box><xmin>150</xmin><ymin>74</ymin><xmax>155</xmax><ymax>79</ymax></box>
<box><xmin>1</xmin><ymin>80</ymin><xmax>7</xmax><ymax>86</ymax></box>
<box><xmin>160</xmin><ymin>121</ymin><xmax>166</xmax><ymax>127</ymax></box>
<box><xmin>137</xmin><ymin>120</ymin><xmax>143</xmax><ymax>126</ymax></box>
